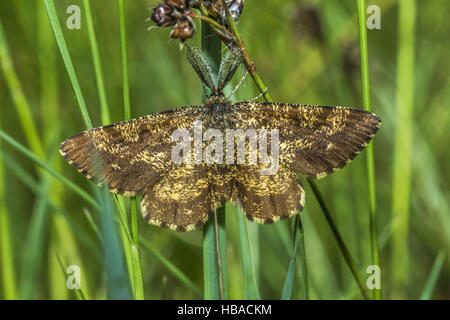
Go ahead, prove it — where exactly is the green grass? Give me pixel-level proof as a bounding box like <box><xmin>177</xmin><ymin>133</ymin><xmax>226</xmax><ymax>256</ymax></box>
<box><xmin>391</xmin><ymin>0</ymin><xmax>416</xmax><ymax>298</ymax></box>
<box><xmin>0</xmin><ymin>131</ymin><xmax>16</xmax><ymax>300</ymax></box>
<box><xmin>0</xmin><ymin>0</ymin><xmax>449</xmax><ymax>300</ymax></box>
<box><xmin>357</xmin><ymin>0</ymin><xmax>380</xmax><ymax>300</ymax></box>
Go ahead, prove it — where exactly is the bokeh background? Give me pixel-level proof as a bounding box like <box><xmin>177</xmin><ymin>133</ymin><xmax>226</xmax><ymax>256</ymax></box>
<box><xmin>0</xmin><ymin>0</ymin><xmax>449</xmax><ymax>299</ymax></box>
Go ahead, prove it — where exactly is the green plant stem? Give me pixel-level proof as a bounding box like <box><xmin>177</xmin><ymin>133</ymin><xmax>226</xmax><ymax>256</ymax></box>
<box><xmin>118</xmin><ymin>0</ymin><xmax>131</xmax><ymax>121</ymax></box>
<box><xmin>55</xmin><ymin>253</ymin><xmax>87</xmax><ymax>300</ymax></box>
<box><xmin>44</xmin><ymin>0</ymin><xmax>93</xmax><ymax>129</ymax></box>
<box><xmin>84</xmin><ymin>0</ymin><xmax>111</xmax><ymax>125</ymax></box>
<box><xmin>309</xmin><ymin>180</ymin><xmax>369</xmax><ymax>299</ymax></box>
<box><xmin>420</xmin><ymin>251</ymin><xmax>446</xmax><ymax>300</ymax></box>
<box><xmin>357</xmin><ymin>0</ymin><xmax>380</xmax><ymax>300</ymax></box>
<box><xmin>0</xmin><ymin>134</ymin><xmax>17</xmax><ymax>300</ymax></box>
<box><xmin>237</xmin><ymin>207</ymin><xmax>260</xmax><ymax>299</ymax></box>
<box><xmin>201</xmin><ymin>21</ymin><xmax>227</xmax><ymax>300</ymax></box>
<box><xmin>130</xmin><ymin>197</ymin><xmax>144</xmax><ymax>300</ymax></box>
<box><xmin>391</xmin><ymin>0</ymin><xmax>416</xmax><ymax>298</ymax></box>
<box><xmin>216</xmin><ymin>0</ymin><xmax>272</xmax><ymax>102</ymax></box>
<box><xmin>281</xmin><ymin>215</ymin><xmax>309</xmax><ymax>300</ymax></box>
<box><xmin>298</xmin><ymin>216</ymin><xmax>309</xmax><ymax>300</ymax></box>
<box><xmin>97</xmin><ymin>188</ymin><xmax>133</xmax><ymax>300</ymax></box>
<box><xmin>19</xmin><ymin>174</ymin><xmax>51</xmax><ymax>299</ymax></box>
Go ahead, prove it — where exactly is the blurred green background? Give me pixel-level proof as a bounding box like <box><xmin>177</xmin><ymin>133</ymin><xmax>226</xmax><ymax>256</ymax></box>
<box><xmin>0</xmin><ymin>0</ymin><xmax>449</xmax><ymax>300</ymax></box>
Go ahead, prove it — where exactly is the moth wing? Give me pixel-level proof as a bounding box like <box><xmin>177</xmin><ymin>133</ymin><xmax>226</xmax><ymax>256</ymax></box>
<box><xmin>231</xmin><ymin>102</ymin><xmax>381</xmax><ymax>179</ymax></box>
<box><xmin>59</xmin><ymin>105</ymin><xmax>205</xmax><ymax>196</ymax></box>
<box><xmin>231</xmin><ymin>165</ymin><xmax>305</xmax><ymax>224</ymax></box>
<box><xmin>141</xmin><ymin>161</ymin><xmax>235</xmax><ymax>231</ymax></box>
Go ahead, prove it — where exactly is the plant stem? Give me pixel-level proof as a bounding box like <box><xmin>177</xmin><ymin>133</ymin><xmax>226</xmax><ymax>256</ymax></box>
<box><xmin>392</xmin><ymin>0</ymin><xmax>416</xmax><ymax>298</ymax></box>
<box><xmin>130</xmin><ymin>197</ymin><xmax>144</xmax><ymax>300</ymax></box>
<box><xmin>420</xmin><ymin>251</ymin><xmax>446</xmax><ymax>300</ymax></box>
<box><xmin>84</xmin><ymin>0</ymin><xmax>111</xmax><ymax>125</ymax></box>
<box><xmin>357</xmin><ymin>0</ymin><xmax>380</xmax><ymax>300</ymax></box>
<box><xmin>0</xmin><ymin>131</ymin><xmax>17</xmax><ymax>300</ymax></box>
<box><xmin>201</xmin><ymin>21</ymin><xmax>227</xmax><ymax>300</ymax></box>
<box><xmin>298</xmin><ymin>216</ymin><xmax>309</xmax><ymax>300</ymax></box>
<box><xmin>216</xmin><ymin>0</ymin><xmax>272</xmax><ymax>102</ymax></box>
<box><xmin>309</xmin><ymin>180</ymin><xmax>369</xmax><ymax>299</ymax></box>
<box><xmin>237</xmin><ymin>207</ymin><xmax>260</xmax><ymax>299</ymax></box>
<box><xmin>281</xmin><ymin>216</ymin><xmax>301</xmax><ymax>300</ymax></box>
<box><xmin>118</xmin><ymin>0</ymin><xmax>131</xmax><ymax>121</ymax></box>
<box><xmin>44</xmin><ymin>0</ymin><xmax>93</xmax><ymax>129</ymax></box>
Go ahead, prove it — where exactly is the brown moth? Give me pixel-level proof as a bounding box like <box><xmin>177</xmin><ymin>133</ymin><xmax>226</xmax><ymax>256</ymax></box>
<box><xmin>60</xmin><ymin>47</ymin><xmax>381</xmax><ymax>231</ymax></box>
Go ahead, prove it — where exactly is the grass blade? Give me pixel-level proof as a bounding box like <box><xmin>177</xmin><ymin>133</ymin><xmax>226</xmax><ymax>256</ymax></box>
<box><xmin>391</xmin><ymin>0</ymin><xmax>416</xmax><ymax>297</ymax></box>
<box><xmin>309</xmin><ymin>180</ymin><xmax>369</xmax><ymax>300</ymax></box>
<box><xmin>97</xmin><ymin>187</ymin><xmax>133</xmax><ymax>300</ymax></box>
<box><xmin>297</xmin><ymin>217</ymin><xmax>309</xmax><ymax>300</ymax></box>
<box><xmin>130</xmin><ymin>197</ymin><xmax>144</xmax><ymax>300</ymax></box>
<box><xmin>237</xmin><ymin>207</ymin><xmax>261</xmax><ymax>299</ymax></box>
<box><xmin>19</xmin><ymin>174</ymin><xmax>51</xmax><ymax>299</ymax></box>
<box><xmin>118</xmin><ymin>0</ymin><xmax>131</xmax><ymax>120</ymax></box>
<box><xmin>0</xmin><ymin>138</ymin><xmax>17</xmax><ymax>300</ymax></box>
<box><xmin>55</xmin><ymin>253</ymin><xmax>87</xmax><ymax>300</ymax></box>
<box><xmin>357</xmin><ymin>0</ymin><xmax>380</xmax><ymax>300</ymax></box>
<box><xmin>420</xmin><ymin>251</ymin><xmax>446</xmax><ymax>300</ymax></box>
<box><xmin>44</xmin><ymin>0</ymin><xmax>93</xmax><ymax>129</ymax></box>
<box><xmin>281</xmin><ymin>215</ymin><xmax>309</xmax><ymax>300</ymax></box>
<box><xmin>0</xmin><ymin>129</ymin><xmax>98</xmax><ymax>208</ymax></box>
<box><xmin>83</xmin><ymin>0</ymin><xmax>111</xmax><ymax>125</ymax></box>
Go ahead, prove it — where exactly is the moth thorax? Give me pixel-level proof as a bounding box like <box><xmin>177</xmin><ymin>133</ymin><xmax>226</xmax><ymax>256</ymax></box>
<box><xmin>211</xmin><ymin>102</ymin><xmax>225</xmax><ymax>114</ymax></box>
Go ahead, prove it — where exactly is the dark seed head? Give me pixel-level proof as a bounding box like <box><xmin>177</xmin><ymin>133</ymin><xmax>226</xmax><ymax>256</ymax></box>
<box><xmin>227</xmin><ymin>0</ymin><xmax>244</xmax><ymax>21</ymax></box>
<box><xmin>151</xmin><ymin>4</ymin><xmax>176</xmax><ymax>27</ymax></box>
<box><xmin>203</xmin><ymin>0</ymin><xmax>244</xmax><ymax>21</ymax></box>
<box><xmin>166</xmin><ymin>0</ymin><xmax>188</xmax><ymax>10</ymax></box>
<box><xmin>170</xmin><ymin>16</ymin><xmax>195</xmax><ymax>42</ymax></box>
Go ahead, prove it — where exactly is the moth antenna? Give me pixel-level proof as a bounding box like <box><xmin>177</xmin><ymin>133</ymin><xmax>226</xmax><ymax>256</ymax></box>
<box><xmin>217</xmin><ymin>47</ymin><xmax>243</xmax><ymax>92</ymax></box>
<box><xmin>250</xmin><ymin>86</ymin><xmax>268</xmax><ymax>102</ymax></box>
<box><xmin>186</xmin><ymin>46</ymin><xmax>217</xmax><ymax>93</ymax></box>
<box><xmin>227</xmin><ymin>68</ymin><xmax>248</xmax><ymax>99</ymax></box>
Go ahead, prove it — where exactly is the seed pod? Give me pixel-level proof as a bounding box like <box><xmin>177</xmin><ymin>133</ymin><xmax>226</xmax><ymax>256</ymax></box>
<box><xmin>166</xmin><ymin>0</ymin><xmax>188</xmax><ymax>10</ymax></box>
<box><xmin>170</xmin><ymin>16</ymin><xmax>195</xmax><ymax>42</ymax></box>
<box><xmin>203</xmin><ymin>0</ymin><xmax>244</xmax><ymax>21</ymax></box>
<box><xmin>226</xmin><ymin>0</ymin><xmax>244</xmax><ymax>21</ymax></box>
<box><xmin>151</xmin><ymin>4</ymin><xmax>176</xmax><ymax>27</ymax></box>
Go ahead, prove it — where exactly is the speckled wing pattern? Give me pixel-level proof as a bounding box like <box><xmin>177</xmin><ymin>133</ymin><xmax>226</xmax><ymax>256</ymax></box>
<box><xmin>231</xmin><ymin>102</ymin><xmax>381</xmax><ymax>178</ymax></box>
<box><xmin>60</xmin><ymin>101</ymin><xmax>380</xmax><ymax>231</ymax></box>
<box><xmin>60</xmin><ymin>105</ymin><xmax>219</xmax><ymax>231</ymax></box>
<box><xmin>228</xmin><ymin>102</ymin><xmax>380</xmax><ymax>224</ymax></box>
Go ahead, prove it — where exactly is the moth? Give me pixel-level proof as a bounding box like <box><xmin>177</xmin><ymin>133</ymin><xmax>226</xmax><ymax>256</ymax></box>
<box><xmin>60</xmin><ymin>46</ymin><xmax>381</xmax><ymax>231</ymax></box>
